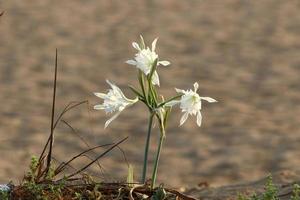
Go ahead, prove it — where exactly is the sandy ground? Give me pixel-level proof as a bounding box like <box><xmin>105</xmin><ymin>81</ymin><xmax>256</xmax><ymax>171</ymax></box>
<box><xmin>0</xmin><ymin>0</ymin><xmax>300</xmax><ymax>188</ymax></box>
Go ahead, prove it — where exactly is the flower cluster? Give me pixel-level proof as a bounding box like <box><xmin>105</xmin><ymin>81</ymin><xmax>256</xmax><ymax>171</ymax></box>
<box><xmin>126</xmin><ymin>37</ymin><xmax>170</xmax><ymax>86</ymax></box>
<box><xmin>94</xmin><ymin>36</ymin><xmax>216</xmax><ymax>128</ymax></box>
<box><xmin>93</xmin><ymin>36</ymin><xmax>217</xmax><ymax>188</ymax></box>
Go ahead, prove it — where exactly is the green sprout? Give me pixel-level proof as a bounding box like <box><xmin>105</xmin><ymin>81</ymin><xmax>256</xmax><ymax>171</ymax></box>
<box><xmin>292</xmin><ymin>184</ymin><xmax>300</xmax><ymax>200</ymax></box>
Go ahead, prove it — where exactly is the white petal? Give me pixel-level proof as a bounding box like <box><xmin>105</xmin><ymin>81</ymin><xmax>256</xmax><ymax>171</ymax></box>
<box><xmin>125</xmin><ymin>60</ymin><xmax>137</xmax><ymax>65</ymax></box>
<box><xmin>139</xmin><ymin>35</ymin><xmax>145</xmax><ymax>48</ymax></box>
<box><xmin>106</xmin><ymin>80</ymin><xmax>120</xmax><ymax>92</ymax></box>
<box><xmin>107</xmin><ymin>80</ymin><xmax>129</xmax><ymax>99</ymax></box>
<box><xmin>194</xmin><ymin>82</ymin><xmax>199</xmax><ymax>92</ymax></box>
<box><xmin>94</xmin><ymin>92</ymin><xmax>107</xmax><ymax>99</ymax></box>
<box><xmin>106</xmin><ymin>79</ymin><xmax>116</xmax><ymax>89</ymax></box>
<box><xmin>196</xmin><ymin>111</ymin><xmax>202</xmax><ymax>127</ymax></box>
<box><xmin>158</xmin><ymin>61</ymin><xmax>170</xmax><ymax>66</ymax></box>
<box><xmin>180</xmin><ymin>112</ymin><xmax>189</xmax><ymax>126</ymax></box>
<box><xmin>201</xmin><ymin>97</ymin><xmax>217</xmax><ymax>103</ymax></box>
<box><xmin>94</xmin><ymin>104</ymin><xmax>105</xmax><ymax>110</ymax></box>
<box><xmin>132</xmin><ymin>42</ymin><xmax>141</xmax><ymax>51</ymax></box>
<box><xmin>118</xmin><ymin>105</ymin><xmax>126</xmax><ymax>112</ymax></box>
<box><xmin>198</xmin><ymin>100</ymin><xmax>202</xmax><ymax>110</ymax></box>
<box><xmin>152</xmin><ymin>38</ymin><xmax>158</xmax><ymax>51</ymax></box>
<box><xmin>104</xmin><ymin>111</ymin><xmax>121</xmax><ymax>129</ymax></box>
<box><xmin>151</xmin><ymin>71</ymin><xmax>160</xmax><ymax>86</ymax></box>
<box><xmin>165</xmin><ymin>100</ymin><xmax>180</xmax><ymax>107</ymax></box>
<box><xmin>175</xmin><ymin>88</ymin><xmax>186</xmax><ymax>94</ymax></box>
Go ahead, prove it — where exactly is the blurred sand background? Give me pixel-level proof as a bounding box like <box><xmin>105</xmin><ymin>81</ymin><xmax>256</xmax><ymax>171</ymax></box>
<box><xmin>0</xmin><ymin>0</ymin><xmax>300</xmax><ymax>188</ymax></box>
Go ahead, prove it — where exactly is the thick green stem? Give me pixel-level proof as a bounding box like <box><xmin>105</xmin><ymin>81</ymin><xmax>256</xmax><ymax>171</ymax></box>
<box><xmin>142</xmin><ymin>113</ymin><xmax>154</xmax><ymax>183</ymax></box>
<box><xmin>151</xmin><ymin>132</ymin><xmax>165</xmax><ymax>189</ymax></box>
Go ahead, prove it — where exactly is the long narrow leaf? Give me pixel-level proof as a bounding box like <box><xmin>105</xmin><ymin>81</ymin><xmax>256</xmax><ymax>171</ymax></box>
<box><xmin>148</xmin><ymin>79</ymin><xmax>158</xmax><ymax>107</ymax></box>
<box><xmin>127</xmin><ymin>164</ymin><xmax>134</xmax><ymax>186</ymax></box>
<box><xmin>157</xmin><ymin>94</ymin><xmax>182</xmax><ymax>108</ymax></box>
<box><xmin>128</xmin><ymin>85</ymin><xmax>144</xmax><ymax>99</ymax></box>
<box><xmin>138</xmin><ymin>70</ymin><xmax>148</xmax><ymax>104</ymax></box>
<box><xmin>148</xmin><ymin>58</ymin><xmax>158</xmax><ymax>82</ymax></box>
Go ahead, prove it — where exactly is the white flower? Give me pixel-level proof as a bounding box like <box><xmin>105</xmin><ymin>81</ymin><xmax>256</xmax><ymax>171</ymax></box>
<box><xmin>165</xmin><ymin>82</ymin><xmax>217</xmax><ymax>127</ymax></box>
<box><xmin>94</xmin><ymin>80</ymin><xmax>138</xmax><ymax>128</ymax></box>
<box><xmin>126</xmin><ymin>36</ymin><xmax>170</xmax><ymax>86</ymax></box>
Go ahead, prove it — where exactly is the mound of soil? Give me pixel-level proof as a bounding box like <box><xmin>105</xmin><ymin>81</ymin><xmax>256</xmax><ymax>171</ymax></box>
<box><xmin>1</xmin><ymin>0</ymin><xmax>300</xmax><ymax>187</ymax></box>
<box><xmin>186</xmin><ymin>171</ymin><xmax>300</xmax><ymax>200</ymax></box>
<box><xmin>5</xmin><ymin>171</ymin><xmax>299</xmax><ymax>200</ymax></box>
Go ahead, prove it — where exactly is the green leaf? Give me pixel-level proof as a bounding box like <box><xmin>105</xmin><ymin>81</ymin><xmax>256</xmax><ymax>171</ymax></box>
<box><xmin>128</xmin><ymin>85</ymin><xmax>144</xmax><ymax>99</ymax></box>
<box><xmin>148</xmin><ymin>58</ymin><xmax>158</xmax><ymax>82</ymax></box>
<box><xmin>151</xmin><ymin>185</ymin><xmax>167</xmax><ymax>200</ymax></box>
<box><xmin>127</xmin><ymin>164</ymin><xmax>134</xmax><ymax>186</ymax></box>
<box><xmin>146</xmin><ymin>59</ymin><xmax>159</xmax><ymax>108</ymax></box>
<box><xmin>163</xmin><ymin>107</ymin><xmax>171</xmax><ymax>128</ymax></box>
<box><xmin>157</xmin><ymin>94</ymin><xmax>182</xmax><ymax>108</ymax></box>
<box><xmin>292</xmin><ymin>184</ymin><xmax>300</xmax><ymax>200</ymax></box>
<box><xmin>138</xmin><ymin>70</ymin><xmax>148</xmax><ymax>103</ymax></box>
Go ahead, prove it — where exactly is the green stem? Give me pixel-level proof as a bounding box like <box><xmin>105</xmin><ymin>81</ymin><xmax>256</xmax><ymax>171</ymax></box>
<box><xmin>142</xmin><ymin>113</ymin><xmax>154</xmax><ymax>183</ymax></box>
<box><xmin>151</xmin><ymin>131</ymin><xmax>165</xmax><ymax>189</ymax></box>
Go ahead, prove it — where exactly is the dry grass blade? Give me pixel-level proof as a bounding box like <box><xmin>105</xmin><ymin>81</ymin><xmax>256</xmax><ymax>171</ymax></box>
<box><xmin>39</xmin><ymin>100</ymin><xmax>88</xmax><ymax>163</ymax></box>
<box><xmin>53</xmin><ymin>100</ymin><xmax>88</xmax><ymax>129</ymax></box>
<box><xmin>165</xmin><ymin>188</ymin><xmax>198</xmax><ymax>200</ymax></box>
<box><xmin>61</xmin><ymin>119</ymin><xmax>91</xmax><ymax>148</ymax></box>
<box><xmin>61</xmin><ymin>119</ymin><xmax>110</xmax><ymax>179</ymax></box>
<box><xmin>129</xmin><ymin>184</ymin><xmax>146</xmax><ymax>200</ymax></box>
<box><xmin>116</xmin><ymin>145</ymin><xmax>130</xmax><ymax>168</ymax></box>
<box><xmin>64</xmin><ymin>137</ymin><xmax>128</xmax><ymax>180</ymax></box>
<box><xmin>45</xmin><ymin>49</ymin><xmax>58</xmax><ymax>177</ymax></box>
<box><xmin>55</xmin><ymin>155</ymin><xmax>106</xmax><ymax>181</ymax></box>
<box><xmin>54</xmin><ymin>142</ymin><xmax>114</xmax><ymax>176</ymax></box>
<box><xmin>51</xmin><ymin>157</ymin><xmax>78</xmax><ymax>173</ymax></box>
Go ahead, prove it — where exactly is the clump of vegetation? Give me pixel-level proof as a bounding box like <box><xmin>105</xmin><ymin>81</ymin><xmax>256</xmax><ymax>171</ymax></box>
<box><xmin>0</xmin><ymin>190</ymin><xmax>9</xmax><ymax>200</ymax></box>
<box><xmin>238</xmin><ymin>175</ymin><xmax>300</xmax><ymax>200</ymax></box>
<box><xmin>291</xmin><ymin>184</ymin><xmax>300</xmax><ymax>200</ymax></box>
<box><xmin>19</xmin><ymin>156</ymin><xmax>66</xmax><ymax>199</ymax></box>
<box><xmin>262</xmin><ymin>176</ymin><xmax>279</xmax><ymax>200</ymax></box>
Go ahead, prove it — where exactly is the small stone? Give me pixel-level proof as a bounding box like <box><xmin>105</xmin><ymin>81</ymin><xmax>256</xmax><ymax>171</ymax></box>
<box><xmin>0</xmin><ymin>184</ymin><xmax>10</xmax><ymax>192</ymax></box>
